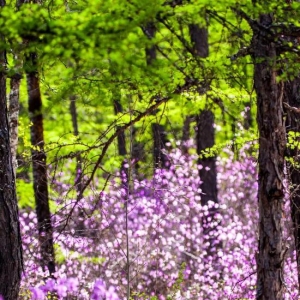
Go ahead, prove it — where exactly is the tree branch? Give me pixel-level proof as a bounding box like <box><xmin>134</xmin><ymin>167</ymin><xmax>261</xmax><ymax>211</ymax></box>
<box><xmin>284</xmin><ymin>102</ymin><xmax>300</xmax><ymax>113</ymax></box>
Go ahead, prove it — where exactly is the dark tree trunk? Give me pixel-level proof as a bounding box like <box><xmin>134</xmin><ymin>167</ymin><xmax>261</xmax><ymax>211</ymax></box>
<box><xmin>0</xmin><ymin>2</ymin><xmax>23</xmax><ymax>297</ymax></box>
<box><xmin>143</xmin><ymin>22</ymin><xmax>170</xmax><ymax>169</ymax></box>
<box><xmin>142</xmin><ymin>22</ymin><xmax>156</xmax><ymax>65</ymax></box>
<box><xmin>189</xmin><ymin>25</ymin><xmax>217</xmax><ymax>206</ymax></box>
<box><xmin>284</xmin><ymin>76</ymin><xmax>300</xmax><ymax>288</ymax></box>
<box><xmin>181</xmin><ymin>115</ymin><xmax>194</xmax><ymax>154</ymax></box>
<box><xmin>253</xmin><ymin>14</ymin><xmax>285</xmax><ymax>299</ymax></box>
<box><xmin>189</xmin><ymin>24</ymin><xmax>209</xmax><ymax>58</ymax></box>
<box><xmin>69</xmin><ymin>95</ymin><xmax>88</xmax><ymax>237</ymax></box>
<box><xmin>69</xmin><ymin>96</ymin><xmax>83</xmax><ymax>195</ymax></box>
<box><xmin>191</xmin><ymin>25</ymin><xmax>219</xmax><ymax>255</ymax></box>
<box><xmin>243</xmin><ymin>101</ymin><xmax>253</xmax><ymax>130</ymax></box>
<box><xmin>112</xmin><ymin>93</ymin><xmax>130</xmax><ymax>189</ymax></box>
<box><xmin>113</xmin><ymin>98</ymin><xmax>127</xmax><ymax>157</ymax></box>
<box><xmin>196</xmin><ymin>110</ymin><xmax>218</xmax><ymax>207</ymax></box>
<box><xmin>26</xmin><ymin>52</ymin><xmax>56</xmax><ymax>277</ymax></box>
<box><xmin>132</xmin><ymin>126</ymin><xmax>144</xmax><ymax>174</ymax></box>
<box><xmin>152</xmin><ymin>123</ymin><xmax>169</xmax><ymax>169</ymax></box>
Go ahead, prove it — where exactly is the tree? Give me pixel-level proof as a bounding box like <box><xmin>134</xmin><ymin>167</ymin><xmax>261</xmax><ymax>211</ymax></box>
<box><xmin>284</xmin><ymin>76</ymin><xmax>300</xmax><ymax>287</ymax></box>
<box><xmin>0</xmin><ymin>2</ymin><xmax>22</xmax><ymax>298</ymax></box>
<box><xmin>252</xmin><ymin>13</ymin><xmax>286</xmax><ymax>299</ymax></box>
<box><xmin>8</xmin><ymin>70</ymin><xmax>21</xmax><ymax>177</ymax></box>
<box><xmin>25</xmin><ymin>51</ymin><xmax>56</xmax><ymax>277</ymax></box>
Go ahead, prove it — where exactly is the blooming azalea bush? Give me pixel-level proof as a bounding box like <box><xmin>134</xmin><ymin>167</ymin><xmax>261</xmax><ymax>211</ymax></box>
<box><xmin>19</xmin><ymin>142</ymin><xmax>298</xmax><ymax>299</ymax></box>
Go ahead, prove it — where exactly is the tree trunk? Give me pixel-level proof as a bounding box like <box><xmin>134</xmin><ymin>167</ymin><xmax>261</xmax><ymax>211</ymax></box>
<box><xmin>196</xmin><ymin>110</ymin><xmax>218</xmax><ymax>207</ymax></box>
<box><xmin>0</xmin><ymin>1</ymin><xmax>23</xmax><ymax>297</ymax></box>
<box><xmin>8</xmin><ymin>73</ymin><xmax>21</xmax><ymax>177</ymax></box>
<box><xmin>26</xmin><ymin>52</ymin><xmax>56</xmax><ymax>277</ymax></box>
<box><xmin>69</xmin><ymin>95</ymin><xmax>83</xmax><ymax>195</ymax></box>
<box><xmin>181</xmin><ymin>115</ymin><xmax>194</xmax><ymax>154</ymax></box>
<box><xmin>284</xmin><ymin>76</ymin><xmax>300</xmax><ymax>288</ymax></box>
<box><xmin>143</xmin><ymin>22</ymin><xmax>170</xmax><ymax>169</ymax></box>
<box><xmin>189</xmin><ymin>24</ymin><xmax>209</xmax><ymax>58</ymax></box>
<box><xmin>113</xmin><ymin>98</ymin><xmax>127</xmax><ymax>157</ymax></box>
<box><xmin>189</xmin><ymin>25</ymin><xmax>217</xmax><ymax>206</ymax></box>
<box><xmin>152</xmin><ymin>123</ymin><xmax>169</xmax><ymax>169</ymax></box>
<box><xmin>143</xmin><ymin>22</ymin><xmax>156</xmax><ymax>65</ymax></box>
<box><xmin>191</xmin><ymin>25</ymin><xmax>219</xmax><ymax>255</ymax></box>
<box><xmin>253</xmin><ymin>14</ymin><xmax>285</xmax><ymax>300</ymax></box>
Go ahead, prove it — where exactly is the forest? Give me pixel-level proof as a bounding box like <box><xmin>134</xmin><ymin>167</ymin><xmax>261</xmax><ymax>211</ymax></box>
<box><xmin>1</xmin><ymin>0</ymin><xmax>300</xmax><ymax>299</ymax></box>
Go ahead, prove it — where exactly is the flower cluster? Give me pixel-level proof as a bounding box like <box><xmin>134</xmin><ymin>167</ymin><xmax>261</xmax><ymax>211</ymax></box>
<box><xmin>19</xmin><ymin>142</ymin><xmax>298</xmax><ymax>299</ymax></box>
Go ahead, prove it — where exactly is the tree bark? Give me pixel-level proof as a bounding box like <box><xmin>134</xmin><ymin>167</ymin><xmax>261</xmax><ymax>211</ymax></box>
<box><xmin>284</xmin><ymin>76</ymin><xmax>300</xmax><ymax>288</ymax></box>
<box><xmin>143</xmin><ymin>22</ymin><xmax>170</xmax><ymax>169</ymax></box>
<box><xmin>0</xmin><ymin>1</ymin><xmax>23</xmax><ymax>297</ymax></box>
<box><xmin>152</xmin><ymin>123</ymin><xmax>169</xmax><ymax>169</ymax></box>
<box><xmin>181</xmin><ymin>115</ymin><xmax>194</xmax><ymax>154</ymax></box>
<box><xmin>26</xmin><ymin>52</ymin><xmax>56</xmax><ymax>277</ymax></box>
<box><xmin>191</xmin><ymin>25</ymin><xmax>219</xmax><ymax>256</ymax></box>
<box><xmin>253</xmin><ymin>14</ymin><xmax>285</xmax><ymax>300</ymax></box>
<box><xmin>69</xmin><ymin>95</ymin><xmax>83</xmax><ymax>195</ymax></box>
<box><xmin>189</xmin><ymin>24</ymin><xmax>209</xmax><ymax>58</ymax></box>
<box><xmin>142</xmin><ymin>22</ymin><xmax>156</xmax><ymax>65</ymax></box>
<box><xmin>189</xmin><ymin>25</ymin><xmax>218</xmax><ymax>206</ymax></box>
<box><xmin>113</xmin><ymin>97</ymin><xmax>127</xmax><ymax>157</ymax></box>
<box><xmin>9</xmin><ymin>73</ymin><xmax>21</xmax><ymax>177</ymax></box>
<box><xmin>196</xmin><ymin>110</ymin><xmax>218</xmax><ymax>207</ymax></box>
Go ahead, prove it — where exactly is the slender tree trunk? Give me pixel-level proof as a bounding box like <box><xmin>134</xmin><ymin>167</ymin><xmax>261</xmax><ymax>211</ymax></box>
<box><xmin>9</xmin><ymin>72</ymin><xmax>21</xmax><ymax>177</ymax></box>
<box><xmin>189</xmin><ymin>25</ymin><xmax>217</xmax><ymax>203</ymax></box>
<box><xmin>0</xmin><ymin>1</ymin><xmax>23</xmax><ymax>297</ymax></box>
<box><xmin>113</xmin><ymin>95</ymin><xmax>129</xmax><ymax>184</ymax></box>
<box><xmin>143</xmin><ymin>22</ymin><xmax>170</xmax><ymax>169</ymax></box>
<box><xmin>284</xmin><ymin>76</ymin><xmax>300</xmax><ymax>288</ymax></box>
<box><xmin>196</xmin><ymin>110</ymin><xmax>218</xmax><ymax>207</ymax></box>
<box><xmin>253</xmin><ymin>14</ymin><xmax>285</xmax><ymax>299</ymax></box>
<box><xmin>26</xmin><ymin>52</ymin><xmax>56</xmax><ymax>277</ymax></box>
<box><xmin>69</xmin><ymin>95</ymin><xmax>83</xmax><ymax>195</ymax></box>
<box><xmin>152</xmin><ymin>123</ymin><xmax>169</xmax><ymax>169</ymax></box>
<box><xmin>69</xmin><ymin>95</ymin><xmax>88</xmax><ymax>238</ymax></box>
<box><xmin>113</xmin><ymin>97</ymin><xmax>127</xmax><ymax>157</ymax></box>
<box><xmin>191</xmin><ymin>25</ymin><xmax>219</xmax><ymax>253</ymax></box>
<box><xmin>181</xmin><ymin>115</ymin><xmax>194</xmax><ymax>154</ymax></box>
<box><xmin>143</xmin><ymin>22</ymin><xmax>156</xmax><ymax>64</ymax></box>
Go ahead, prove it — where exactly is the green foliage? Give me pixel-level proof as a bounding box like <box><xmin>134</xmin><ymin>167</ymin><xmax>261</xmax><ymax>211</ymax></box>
<box><xmin>54</xmin><ymin>243</ymin><xmax>66</xmax><ymax>265</ymax></box>
<box><xmin>2</xmin><ymin>0</ymin><xmax>261</xmax><ymax>209</ymax></box>
<box><xmin>17</xmin><ymin>179</ymin><xmax>34</xmax><ymax>208</ymax></box>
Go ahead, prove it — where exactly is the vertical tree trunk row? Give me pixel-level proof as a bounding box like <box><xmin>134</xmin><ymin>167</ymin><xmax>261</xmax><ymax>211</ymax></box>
<box><xmin>26</xmin><ymin>52</ymin><xmax>56</xmax><ymax>277</ymax></box>
<box><xmin>0</xmin><ymin>1</ymin><xmax>23</xmax><ymax>298</ymax></box>
<box><xmin>253</xmin><ymin>14</ymin><xmax>285</xmax><ymax>299</ymax></box>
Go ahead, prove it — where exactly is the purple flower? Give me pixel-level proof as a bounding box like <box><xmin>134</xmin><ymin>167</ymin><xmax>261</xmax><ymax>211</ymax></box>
<box><xmin>30</xmin><ymin>287</ymin><xmax>45</xmax><ymax>300</ymax></box>
<box><xmin>91</xmin><ymin>279</ymin><xmax>119</xmax><ymax>300</ymax></box>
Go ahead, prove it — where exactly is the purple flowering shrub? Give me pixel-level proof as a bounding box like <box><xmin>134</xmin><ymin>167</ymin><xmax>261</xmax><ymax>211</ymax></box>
<box><xmin>19</xmin><ymin>142</ymin><xmax>298</xmax><ymax>299</ymax></box>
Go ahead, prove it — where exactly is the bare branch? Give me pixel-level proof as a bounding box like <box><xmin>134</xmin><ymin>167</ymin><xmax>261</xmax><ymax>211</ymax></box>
<box><xmin>284</xmin><ymin>102</ymin><xmax>300</xmax><ymax>113</ymax></box>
